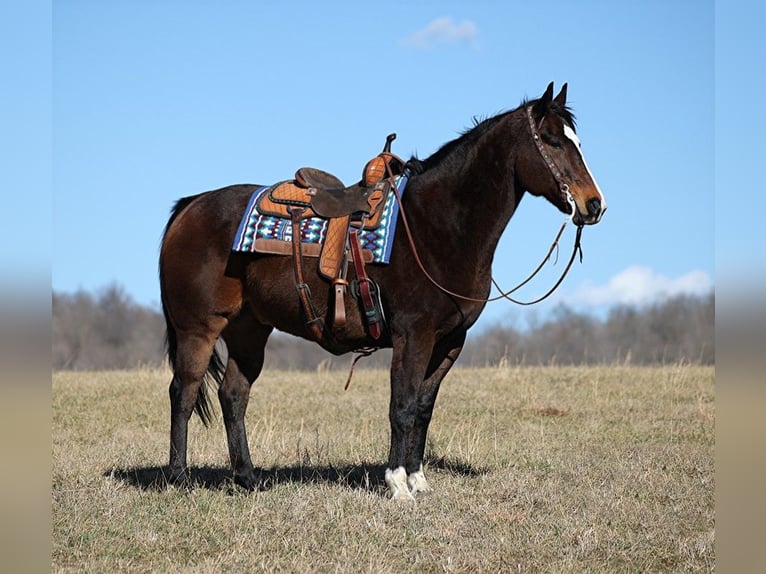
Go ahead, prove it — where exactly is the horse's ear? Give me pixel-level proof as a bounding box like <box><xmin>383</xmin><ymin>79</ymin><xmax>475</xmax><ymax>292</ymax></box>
<box><xmin>532</xmin><ymin>82</ymin><xmax>555</xmax><ymax>118</ymax></box>
<box><xmin>541</xmin><ymin>82</ymin><xmax>554</xmax><ymax>105</ymax></box>
<box><xmin>554</xmin><ymin>82</ymin><xmax>568</xmax><ymax>106</ymax></box>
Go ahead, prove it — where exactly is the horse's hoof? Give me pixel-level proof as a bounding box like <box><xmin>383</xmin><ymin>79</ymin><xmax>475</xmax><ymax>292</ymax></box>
<box><xmin>411</xmin><ymin>485</ymin><xmax>434</xmax><ymax>497</ymax></box>
<box><xmin>385</xmin><ymin>466</ymin><xmax>416</xmax><ymax>503</ymax></box>
<box><xmin>391</xmin><ymin>490</ymin><xmax>417</xmax><ymax>504</ymax></box>
<box><xmin>407</xmin><ymin>468</ymin><xmax>433</xmax><ymax>496</ymax></box>
<box><xmin>166</xmin><ymin>467</ymin><xmax>191</xmax><ymax>489</ymax></box>
<box><xmin>233</xmin><ymin>471</ymin><xmax>262</xmax><ymax>492</ymax></box>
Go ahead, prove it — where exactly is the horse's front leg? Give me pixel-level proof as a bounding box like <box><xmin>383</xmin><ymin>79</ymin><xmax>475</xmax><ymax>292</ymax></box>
<box><xmin>405</xmin><ymin>332</ymin><xmax>466</xmax><ymax>496</ymax></box>
<box><xmin>385</xmin><ymin>332</ymin><xmax>434</xmax><ymax>502</ymax></box>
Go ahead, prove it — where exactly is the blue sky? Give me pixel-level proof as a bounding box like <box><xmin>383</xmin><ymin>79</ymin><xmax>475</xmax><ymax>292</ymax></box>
<box><xmin>8</xmin><ymin>0</ymin><xmax>755</xmax><ymax>333</ymax></box>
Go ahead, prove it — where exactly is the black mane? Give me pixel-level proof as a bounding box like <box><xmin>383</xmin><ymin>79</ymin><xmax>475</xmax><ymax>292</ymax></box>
<box><xmin>410</xmin><ymin>109</ymin><xmax>511</xmax><ymax>173</ymax></box>
<box><xmin>409</xmin><ymin>98</ymin><xmax>576</xmax><ymax>175</ymax></box>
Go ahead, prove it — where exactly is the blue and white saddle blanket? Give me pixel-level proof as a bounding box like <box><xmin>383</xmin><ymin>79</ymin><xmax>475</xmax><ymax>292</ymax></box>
<box><xmin>232</xmin><ymin>174</ymin><xmax>408</xmax><ymax>264</ymax></box>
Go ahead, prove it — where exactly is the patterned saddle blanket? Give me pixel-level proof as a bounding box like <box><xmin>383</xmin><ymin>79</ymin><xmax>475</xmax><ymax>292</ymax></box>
<box><xmin>232</xmin><ymin>173</ymin><xmax>408</xmax><ymax>265</ymax></box>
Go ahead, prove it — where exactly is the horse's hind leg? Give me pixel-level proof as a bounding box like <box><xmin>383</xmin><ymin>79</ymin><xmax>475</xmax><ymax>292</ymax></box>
<box><xmin>161</xmin><ymin>191</ymin><xmax>247</xmax><ymax>486</ymax></box>
<box><xmin>219</xmin><ymin>315</ymin><xmax>273</xmax><ymax>490</ymax></box>
<box><xmin>168</xmin><ymin>328</ymin><xmax>223</xmax><ymax>484</ymax></box>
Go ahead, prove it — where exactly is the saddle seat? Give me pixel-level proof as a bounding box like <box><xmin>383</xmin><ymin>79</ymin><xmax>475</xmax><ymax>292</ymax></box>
<box><xmin>259</xmin><ymin>151</ymin><xmax>402</xmax><ymax>223</ymax></box>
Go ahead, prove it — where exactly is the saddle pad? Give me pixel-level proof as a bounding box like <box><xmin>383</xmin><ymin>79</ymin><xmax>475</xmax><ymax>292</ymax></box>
<box><xmin>232</xmin><ymin>174</ymin><xmax>408</xmax><ymax>264</ymax></box>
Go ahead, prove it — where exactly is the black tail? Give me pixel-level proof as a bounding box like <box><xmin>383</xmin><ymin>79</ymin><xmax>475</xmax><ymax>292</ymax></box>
<box><xmin>159</xmin><ymin>194</ymin><xmax>225</xmax><ymax>427</ymax></box>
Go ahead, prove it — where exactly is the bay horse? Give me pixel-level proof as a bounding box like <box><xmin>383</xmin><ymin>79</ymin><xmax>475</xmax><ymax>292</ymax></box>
<box><xmin>159</xmin><ymin>82</ymin><xmax>606</xmax><ymax>501</ymax></box>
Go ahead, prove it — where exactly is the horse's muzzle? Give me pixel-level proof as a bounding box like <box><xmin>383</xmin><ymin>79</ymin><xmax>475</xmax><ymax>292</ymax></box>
<box><xmin>574</xmin><ymin>197</ymin><xmax>606</xmax><ymax>225</ymax></box>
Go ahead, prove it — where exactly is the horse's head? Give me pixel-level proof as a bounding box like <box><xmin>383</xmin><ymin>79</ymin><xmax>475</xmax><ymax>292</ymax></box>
<box><xmin>518</xmin><ymin>82</ymin><xmax>606</xmax><ymax>226</ymax></box>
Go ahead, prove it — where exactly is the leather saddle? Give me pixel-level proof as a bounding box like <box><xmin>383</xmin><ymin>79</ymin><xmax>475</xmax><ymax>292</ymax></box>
<box><xmin>255</xmin><ymin>135</ymin><xmax>405</xmax><ymax>278</ymax></box>
<box><xmin>252</xmin><ymin>134</ymin><xmax>406</xmax><ymax>341</ymax></box>
<box><xmin>256</xmin><ymin>151</ymin><xmax>404</xmax><ymax>228</ymax></box>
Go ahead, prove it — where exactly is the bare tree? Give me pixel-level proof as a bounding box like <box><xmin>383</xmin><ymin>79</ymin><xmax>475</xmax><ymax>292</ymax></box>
<box><xmin>52</xmin><ymin>285</ymin><xmax>714</xmax><ymax>370</ymax></box>
<box><xmin>52</xmin><ymin>284</ymin><xmax>165</xmax><ymax>370</ymax></box>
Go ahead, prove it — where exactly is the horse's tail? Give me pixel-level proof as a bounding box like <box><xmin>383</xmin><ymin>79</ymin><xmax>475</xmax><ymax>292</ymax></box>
<box><xmin>159</xmin><ymin>194</ymin><xmax>225</xmax><ymax>427</ymax></box>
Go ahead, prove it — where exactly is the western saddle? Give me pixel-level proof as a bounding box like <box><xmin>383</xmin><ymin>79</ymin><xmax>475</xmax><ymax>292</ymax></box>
<box><xmin>255</xmin><ymin>134</ymin><xmax>407</xmax><ymax>344</ymax></box>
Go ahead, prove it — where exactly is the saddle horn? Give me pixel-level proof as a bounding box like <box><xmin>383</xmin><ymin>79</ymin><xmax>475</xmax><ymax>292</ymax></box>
<box><xmin>383</xmin><ymin>133</ymin><xmax>396</xmax><ymax>153</ymax></box>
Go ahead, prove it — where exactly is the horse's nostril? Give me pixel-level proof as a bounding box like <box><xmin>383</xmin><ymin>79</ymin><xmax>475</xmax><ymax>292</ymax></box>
<box><xmin>586</xmin><ymin>198</ymin><xmax>602</xmax><ymax>216</ymax></box>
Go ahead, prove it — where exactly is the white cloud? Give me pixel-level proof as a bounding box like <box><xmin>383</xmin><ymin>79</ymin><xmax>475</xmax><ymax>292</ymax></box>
<box><xmin>401</xmin><ymin>17</ymin><xmax>478</xmax><ymax>50</ymax></box>
<box><xmin>570</xmin><ymin>266</ymin><xmax>713</xmax><ymax>307</ymax></box>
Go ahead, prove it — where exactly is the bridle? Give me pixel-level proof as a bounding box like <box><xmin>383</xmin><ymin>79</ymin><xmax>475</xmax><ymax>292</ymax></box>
<box><xmin>388</xmin><ymin>105</ymin><xmax>584</xmax><ymax>306</ymax></box>
<box><xmin>526</xmin><ymin>106</ymin><xmax>579</xmax><ymax>222</ymax></box>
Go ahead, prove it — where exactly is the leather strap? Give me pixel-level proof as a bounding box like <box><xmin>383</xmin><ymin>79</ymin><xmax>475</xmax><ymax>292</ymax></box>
<box><xmin>349</xmin><ymin>228</ymin><xmax>381</xmax><ymax>340</ymax></box>
<box><xmin>289</xmin><ymin>207</ymin><xmax>325</xmax><ymax>342</ymax></box>
<box><xmin>333</xmin><ymin>278</ymin><xmax>348</xmax><ymax>327</ymax></box>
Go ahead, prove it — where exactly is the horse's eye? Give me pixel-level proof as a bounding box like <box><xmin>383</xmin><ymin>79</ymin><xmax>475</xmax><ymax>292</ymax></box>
<box><xmin>542</xmin><ymin>133</ymin><xmax>564</xmax><ymax>148</ymax></box>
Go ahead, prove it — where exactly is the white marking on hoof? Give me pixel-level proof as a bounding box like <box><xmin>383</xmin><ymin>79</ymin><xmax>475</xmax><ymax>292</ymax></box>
<box><xmin>407</xmin><ymin>464</ymin><xmax>433</xmax><ymax>496</ymax></box>
<box><xmin>385</xmin><ymin>466</ymin><xmax>415</xmax><ymax>502</ymax></box>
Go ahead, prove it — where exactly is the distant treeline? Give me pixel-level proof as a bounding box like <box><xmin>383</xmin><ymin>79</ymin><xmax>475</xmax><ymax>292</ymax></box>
<box><xmin>52</xmin><ymin>284</ymin><xmax>714</xmax><ymax>371</ymax></box>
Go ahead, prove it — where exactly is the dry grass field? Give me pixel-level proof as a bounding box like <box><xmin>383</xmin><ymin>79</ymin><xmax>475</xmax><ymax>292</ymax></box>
<box><xmin>52</xmin><ymin>365</ymin><xmax>714</xmax><ymax>572</ymax></box>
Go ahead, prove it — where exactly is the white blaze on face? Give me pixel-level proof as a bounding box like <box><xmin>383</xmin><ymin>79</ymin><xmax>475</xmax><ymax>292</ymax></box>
<box><xmin>563</xmin><ymin>124</ymin><xmax>607</xmax><ymax>213</ymax></box>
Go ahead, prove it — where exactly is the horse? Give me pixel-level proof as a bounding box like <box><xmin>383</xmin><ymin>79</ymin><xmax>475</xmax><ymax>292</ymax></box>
<box><xmin>159</xmin><ymin>82</ymin><xmax>606</xmax><ymax>501</ymax></box>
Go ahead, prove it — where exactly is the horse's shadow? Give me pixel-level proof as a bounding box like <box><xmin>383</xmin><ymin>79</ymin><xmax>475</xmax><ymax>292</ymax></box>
<box><xmin>106</xmin><ymin>454</ymin><xmax>488</xmax><ymax>495</ymax></box>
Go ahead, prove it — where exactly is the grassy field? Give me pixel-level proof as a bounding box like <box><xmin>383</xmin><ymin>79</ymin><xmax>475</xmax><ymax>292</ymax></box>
<box><xmin>52</xmin><ymin>365</ymin><xmax>714</xmax><ymax>573</ymax></box>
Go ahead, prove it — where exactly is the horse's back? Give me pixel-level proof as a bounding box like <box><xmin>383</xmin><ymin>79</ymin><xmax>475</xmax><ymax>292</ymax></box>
<box><xmin>162</xmin><ymin>183</ymin><xmax>257</xmax><ymax>242</ymax></box>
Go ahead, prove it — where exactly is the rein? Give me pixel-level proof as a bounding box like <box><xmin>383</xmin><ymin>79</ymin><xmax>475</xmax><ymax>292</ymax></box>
<box><xmin>385</xmin><ymin>106</ymin><xmax>584</xmax><ymax>306</ymax></box>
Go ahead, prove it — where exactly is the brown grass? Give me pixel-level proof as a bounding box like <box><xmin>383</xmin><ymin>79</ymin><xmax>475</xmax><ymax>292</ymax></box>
<box><xmin>52</xmin><ymin>365</ymin><xmax>714</xmax><ymax>572</ymax></box>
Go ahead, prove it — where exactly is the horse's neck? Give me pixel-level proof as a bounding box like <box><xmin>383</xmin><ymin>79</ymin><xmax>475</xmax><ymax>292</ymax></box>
<box><xmin>408</xmin><ymin>133</ymin><xmax>524</xmax><ymax>272</ymax></box>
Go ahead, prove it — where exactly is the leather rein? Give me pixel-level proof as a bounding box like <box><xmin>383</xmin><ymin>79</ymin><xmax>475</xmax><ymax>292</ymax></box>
<box><xmin>387</xmin><ymin>105</ymin><xmax>584</xmax><ymax>306</ymax></box>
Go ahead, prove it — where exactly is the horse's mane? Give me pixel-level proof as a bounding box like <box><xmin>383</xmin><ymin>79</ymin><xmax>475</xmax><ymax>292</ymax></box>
<box><xmin>410</xmin><ymin>110</ymin><xmax>511</xmax><ymax>173</ymax></box>
<box><xmin>410</xmin><ymin>98</ymin><xmax>576</xmax><ymax>174</ymax></box>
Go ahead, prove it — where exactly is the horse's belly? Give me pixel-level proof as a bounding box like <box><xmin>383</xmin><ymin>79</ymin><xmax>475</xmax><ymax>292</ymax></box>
<box><xmin>244</xmin><ymin>256</ymin><xmax>378</xmax><ymax>353</ymax></box>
